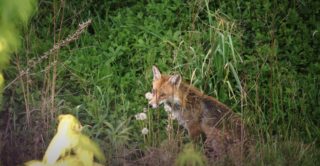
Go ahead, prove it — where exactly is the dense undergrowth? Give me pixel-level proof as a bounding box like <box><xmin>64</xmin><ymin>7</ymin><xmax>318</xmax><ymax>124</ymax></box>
<box><xmin>1</xmin><ymin>0</ymin><xmax>319</xmax><ymax>165</ymax></box>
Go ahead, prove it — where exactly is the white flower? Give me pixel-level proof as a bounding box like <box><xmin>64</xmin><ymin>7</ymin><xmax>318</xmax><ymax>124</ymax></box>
<box><xmin>164</xmin><ymin>104</ymin><xmax>172</xmax><ymax>112</ymax></box>
<box><xmin>135</xmin><ymin>112</ymin><xmax>147</xmax><ymax>120</ymax></box>
<box><xmin>141</xmin><ymin>128</ymin><xmax>149</xmax><ymax>135</ymax></box>
<box><xmin>139</xmin><ymin>113</ymin><xmax>147</xmax><ymax>120</ymax></box>
<box><xmin>145</xmin><ymin>92</ymin><xmax>153</xmax><ymax>100</ymax></box>
<box><xmin>168</xmin><ymin>113</ymin><xmax>176</xmax><ymax>120</ymax></box>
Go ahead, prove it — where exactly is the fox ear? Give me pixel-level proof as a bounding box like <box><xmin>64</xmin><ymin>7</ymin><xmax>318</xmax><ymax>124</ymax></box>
<box><xmin>152</xmin><ymin>66</ymin><xmax>161</xmax><ymax>80</ymax></box>
<box><xmin>169</xmin><ymin>74</ymin><xmax>181</xmax><ymax>87</ymax></box>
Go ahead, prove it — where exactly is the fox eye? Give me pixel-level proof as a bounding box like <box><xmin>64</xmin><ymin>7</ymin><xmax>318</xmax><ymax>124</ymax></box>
<box><xmin>159</xmin><ymin>92</ymin><xmax>165</xmax><ymax>97</ymax></box>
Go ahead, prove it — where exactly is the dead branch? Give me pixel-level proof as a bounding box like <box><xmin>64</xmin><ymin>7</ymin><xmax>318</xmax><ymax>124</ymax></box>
<box><xmin>4</xmin><ymin>19</ymin><xmax>92</xmax><ymax>90</ymax></box>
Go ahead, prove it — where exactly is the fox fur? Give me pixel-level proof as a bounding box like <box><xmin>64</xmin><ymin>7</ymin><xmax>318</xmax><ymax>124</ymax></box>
<box><xmin>147</xmin><ymin>66</ymin><xmax>248</xmax><ymax>160</ymax></box>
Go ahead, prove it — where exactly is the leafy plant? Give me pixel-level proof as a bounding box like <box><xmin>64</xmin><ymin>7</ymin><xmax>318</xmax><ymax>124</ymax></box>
<box><xmin>1</xmin><ymin>0</ymin><xmax>319</xmax><ymax>165</ymax></box>
<box><xmin>175</xmin><ymin>143</ymin><xmax>207</xmax><ymax>166</ymax></box>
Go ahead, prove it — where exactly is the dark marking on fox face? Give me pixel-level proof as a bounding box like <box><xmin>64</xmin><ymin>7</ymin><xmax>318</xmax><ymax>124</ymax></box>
<box><xmin>167</xmin><ymin>101</ymin><xmax>181</xmax><ymax>111</ymax></box>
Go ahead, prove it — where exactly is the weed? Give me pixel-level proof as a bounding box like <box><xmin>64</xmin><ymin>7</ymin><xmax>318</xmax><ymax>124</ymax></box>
<box><xmin>1</xmin><ymin>0</ymin><xmax>319</xmax><ymax>165</ymax></box>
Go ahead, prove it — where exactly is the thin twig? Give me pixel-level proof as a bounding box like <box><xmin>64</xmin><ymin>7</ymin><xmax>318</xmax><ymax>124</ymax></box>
<box><xmin>4</xmin><ymin>19</ymin><xmax>92</xmax><ymax>90</ymax></box>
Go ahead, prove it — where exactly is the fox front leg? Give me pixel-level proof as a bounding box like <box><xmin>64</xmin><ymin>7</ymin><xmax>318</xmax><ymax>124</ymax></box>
<box><xmin>186</xmin><ymin>121</ymin><xmax>202</xmax><ymax>141</ymax></box>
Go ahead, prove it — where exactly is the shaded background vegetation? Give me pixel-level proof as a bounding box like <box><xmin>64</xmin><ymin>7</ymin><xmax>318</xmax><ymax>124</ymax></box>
<box><xmin>0</xmin><ymin>0</ymin><xmax>319</xmax><ymax>165</ymax></box>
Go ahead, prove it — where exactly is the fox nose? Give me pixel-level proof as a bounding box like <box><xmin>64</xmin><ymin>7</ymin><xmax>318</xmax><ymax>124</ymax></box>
<box><xmin>149</xmin><ymin>104</ymin><xmax>158</xmax><ymax>109</ymax></box>
<box><xmin>148</xmin><ymin>101</ymin><xmax>158</xmax><ymax>109</ymax></box>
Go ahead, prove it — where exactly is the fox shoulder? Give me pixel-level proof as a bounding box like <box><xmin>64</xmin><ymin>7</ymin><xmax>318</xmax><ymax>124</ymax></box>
<box><xmin>200</xmin><ymin>96</ymin><xmax>232</xmax><ymax>121</ymax></box>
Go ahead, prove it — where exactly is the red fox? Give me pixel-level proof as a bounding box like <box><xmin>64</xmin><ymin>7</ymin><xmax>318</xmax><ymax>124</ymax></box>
<box><xmin>147</xmin><ymin>66</ymin><xmax>247</xmax><ymax>159</ymax></box>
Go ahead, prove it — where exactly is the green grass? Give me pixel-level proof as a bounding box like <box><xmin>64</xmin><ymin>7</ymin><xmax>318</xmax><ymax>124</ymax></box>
<box><xmin>1</xmin><ymin>0</ymin><xmax>319</xmax><ymax>165</ymax></box>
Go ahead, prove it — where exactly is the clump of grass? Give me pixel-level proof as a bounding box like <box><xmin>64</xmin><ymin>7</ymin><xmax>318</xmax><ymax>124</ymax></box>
<box><xmin>247</xmin><ymin>140</ymin><xmax>320</xmax><ymax>166</ymax></box>
<box><xmin>1</xmin><ymin>0</ymin><xmax>319</xmax><ymax>165</ymax></box>
<box><xmin>175</xmin><ymin>143</ymin><xmax>207</xmax><ymax>166</ymax></box>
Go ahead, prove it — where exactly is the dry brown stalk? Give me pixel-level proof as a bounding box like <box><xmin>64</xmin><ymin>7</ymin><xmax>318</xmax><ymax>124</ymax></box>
<box><xmin>4</xmin><ymin>19</ymin><xmax>92</xmax><ymax>90</ymax></box>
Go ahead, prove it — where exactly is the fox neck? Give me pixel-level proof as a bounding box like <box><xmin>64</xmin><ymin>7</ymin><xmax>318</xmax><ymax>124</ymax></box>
<box><xmin>164</xmin><ymin>86</ymin><xmax>189</xmax><ymax>110</ymax></box>
<box><xmin>165</xmin><ymin>96</ymin><xmax>182</xmax><ymax>110</ymax></box>
<box><xmin>178</xmin><ymin>83</ymin><xmax>205</xmax><ymax>109</ymax></box>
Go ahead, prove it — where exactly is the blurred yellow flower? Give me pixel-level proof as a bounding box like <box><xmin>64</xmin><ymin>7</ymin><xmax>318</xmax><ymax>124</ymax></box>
<box><xmin>0</xmin><ymin>38</ymin><xmax>5</xmax><ymax>52</ymax></box>
<box><xmin>24</xmin><ymin>114</ymin><xmax>106</xmax><ymax>166</ymax></box>
<box><xmin>0</xmin><ymin>73</ymin><xmax>4</xmax><ymax>103</ymax></box>
<box><xmin>0</xmin><ymin>73</ymin><xmax>3</xmax><ymax>89</ymax></box>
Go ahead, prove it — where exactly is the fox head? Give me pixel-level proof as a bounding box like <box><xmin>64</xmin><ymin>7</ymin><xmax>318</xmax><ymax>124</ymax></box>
<box><xmin>149</xmin><ymin>66</ymin><xmax>182</xmax><ymax>108</ymax></box>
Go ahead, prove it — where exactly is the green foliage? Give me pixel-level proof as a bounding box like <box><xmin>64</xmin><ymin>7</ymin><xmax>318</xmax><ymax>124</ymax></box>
<box><xmin>248</xmin><ymin>140</ymin><xmax>320</xmax><ymax>166</ymax></box>
<box><xmin>175</xmin><ymin>143</ymin><xmax>207</xmax><ymax>166</ymax></box>
<box><xmin>1</xmin><ymin>0</ymin><xmax>319</xmax><ymax>165</ymax></box>
<box><xmin>0</xmin><ymin>0</ymin><xmax>37</xmax><ymax>111</ymax></box>
<box><xmin>209</xmin><ymin>0</ymin><xmax>320</xmax><ymax>142</ymax></box>
<box><xmin>0</xmin><ymin>0</ymin><xmax>37</xmax><ymax>71</ymax></box>
<box><xmin>103</xmin><ymin>119</ymin><xmax>131</xmax><ymax>148</ymax></box>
